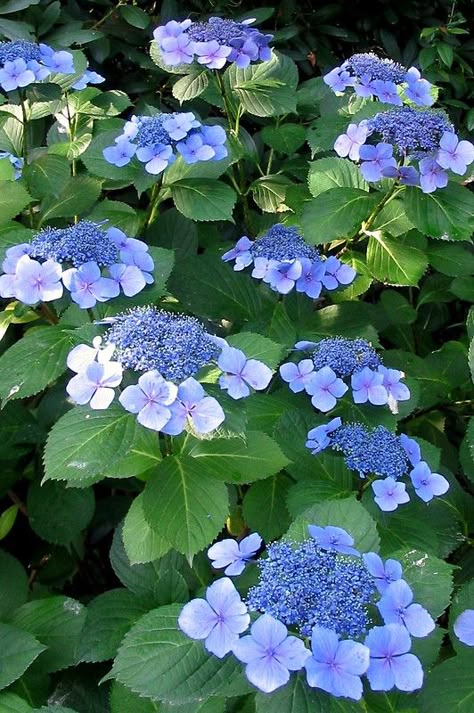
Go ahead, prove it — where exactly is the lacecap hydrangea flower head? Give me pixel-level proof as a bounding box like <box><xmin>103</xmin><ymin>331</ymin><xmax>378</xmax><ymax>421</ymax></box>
<box><xmin>324</xmin><ymin>52</ymin><xmax>434</xmax><ymax>107</ymax></box>
<box><xmin>334</xmin><ymin>107</ymin><xmax>474</xmax><ymax>193</ymax></box>
<box><xmin>153</xmin><ymin>17</ymin><xmax>272</xmax><ymax>70</ymax></box>
<box><xmin>222</xmin><ymin>224</ymin><xmax>356</xmax><ymax>298</ymax></box>
<box><xmin>280</xmin><ymin>337</ymin><xmax>410</xmax><ymax>414</ymax></box>
<box><xmin>65</xmin><ymin>306</ymin><xmax>273</xmax><ymax>434</ymax></box>
<box><xmin>0</xmin><ymin>39</ymin><xmax>74</xmax><ymax>92</ymax></box>
<box><xmin>306</xmin><ymin>419</ymin><xmax>449</xmax><ymax>511</ymax></box>
<box><xmin>103</xmin><ymin>111</ymin><xmax>227</xmax><ymax>175</ymax></box>
<box><xmin>178</xmin><ymin>524</ymin><xmax>435</xmax><ymax>699</ymax></box>
<box><xmin>0</xmin><ymin>221</ymin><xmax>154</xmax><ymax>308</ymax></box>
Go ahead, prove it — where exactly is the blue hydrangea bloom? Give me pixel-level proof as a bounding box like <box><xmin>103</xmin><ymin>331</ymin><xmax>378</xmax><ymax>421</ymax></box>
<box><xmin>306</xmin><ymin>417</ymin><xmax>342</xmax><ymax>454</ymax></box>
<box><xmin>334</xmin><ymin>107</ymin><xmax>473</xmax><ymax>194</ymax></box>
<box><xmin>324</xmin><ymin>52</ymin><xmax>433</xmax><ymax>107</ymax></box>
<box><xmin>178</xmin><ymin>577</ymin><xmax>250</xmax><ymax>658</ymax></box>
<box><xmin>279</xmin><ymin>359</ymin><xmax>315</xmax><ymax>394</ymax></box>
<box><xmin>160</xmin><ymin>377</ymin><xmax>225</xmax><ymax>436</ymax></box>
<box><xmin>208</xmin><ymin>533</ymin><xmax>263</xmax><ymax>576</ymax></box>
<box><xmin>66</xmin><ymin>360</ymin><xmax>123</xmax><ymax>410</ymax></box>
<box><xmin>330</xmin><ymin>423</ymin><xmax>409</xmax><ymax>479</ymax></box>
<box><xmin>119</xmin><ymin>370</ymin><xmax>178</xmax><ymax>431</ymax></box>
<box><xmin>153</xmin><ymin>16</ymin><xmax>273</xmax><ymax>70</ymax></box>
<box><xmin>351</xmin><ymin>367</ymin><xmax>389</xmax><ymax>406</ymax></box>
<box><xmin>72</xmin><ymin>67</ymin><xmax>105</xmax><ymax>90</ymax></box>
<box><xmin>362</xmin><ymin>553</ymin><xmax>403</xmax><ymax>594</ymax></box>
<box><xmin>221</xmin><ymin>224</ymin><xmax>355</xmax><ymax>297</ymax></box>
<box><xmin>377</xmin><ymin>580</ymin><xmax>435</xmax><ymax>638</ymax></box>
<box><xmin>309</xmin><ymin>337</ymin><xmax>381</xmax><ymax>377</ymax></box>
<box><xmin>454</xmin><ymin>610</ymin><xmax>474</xmax><ymax>646</ymax></box>
<box><xmin>305</xmin><ymin>627</ymin><xmax>369</xmax><ymax>701</ymax></box>
<box><xmin>372</xmin><ymin>477</ymin><xmax>410</xmax><ymax>512</ymax></box>
<box><xmin>364</xmin><ymin>624</ymin><xmax>424</xmax><ymax>692</ymax></box>
<box><xmin>217</xmin><ymin>346</ymin><xmax>272</xmax><ymax>399</ymax></box>
<box><xmin>103</xmin><ymin>112</ymin><xmax>227</xmax><ymax>174</ymax></box>
<box><xmin>0</xmin><ymin>40</ymin><xmax>74</xmax><ymax>92</ymax></box>
<box><xmin>306</xmin><ymin>366</ymin><xmax>348</xmax><ymax>412</ymax></box>
<box><xmin>409</xmin><ymin>461</ymin><xmax>449</xmax><ymax>502</ymax></box>
<box><xmin>0</xmin><ymin>221</ymin><xmax>154</xmax><ymax>308</ymax></box>
<box><xmin>307</xmin><ymin>525</ymin><xmax>359</xmax><ymax>556</ymax></box>
<box><xmin>232</xmin><ymin>614</ymin><xmax>310</xmax><ymax>693</ymax></box>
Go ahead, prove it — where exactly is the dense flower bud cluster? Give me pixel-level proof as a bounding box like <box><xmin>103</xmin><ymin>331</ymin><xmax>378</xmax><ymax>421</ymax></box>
<box><xmin>103</xmin><ymin>112</ymin><xmax>227</xmax><ymax>174</ymax></box>
<box><xmin>222</xmin><ymin>224</ymin><xmax>356</xmax><ymax>298</ymax></box>
<box><xmin>280</xmin><ymin>337</ymin><xmax>410</xmax><ymax>413</ymax></box>
<box><xmin>0</xmin><ymin>40</ymin><xmax>74</xmax><ymax>92</ymax></box>
<box><xmin>178</xmin><ymin>524</ymin><xmax>434</xmax><ymax>699</ymax></box>
<box><xmin>0</xmin><ymin>221</ymin><xmax>154</xmax><ymax>308</ymax></box>
<box><xmin>324</xmin><ymin>52</ymin><xmax>434</xmax><ymax>107</ymax></box>
<box><xmin>153</xmin><ymin>17</ymin><xmax>272</xmax><ymax>70</ymax></box>
<box><xmin>65</xmin><ymin>307</ymin><xmax>273</xmax><ymax>435</ymax></box>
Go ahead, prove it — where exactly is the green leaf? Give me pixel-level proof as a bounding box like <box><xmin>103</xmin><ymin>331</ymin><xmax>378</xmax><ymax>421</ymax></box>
<box><xmin>371</xmin><ymin>199</ymin><xmax>414</xmax><ymax>237</ymax></box>
<box><xmin>27</xmin><ymin>480</ymin><xmax>95</xmax><ymax>546</ymax></box>
<box><xmin>306</xmin><ymin>115</ymin><xmax>349</xmax><ymax>156</ymax></box>
<box><xmin>0</xmin><ymin>692</ymin><xmax>33</xmax><ymax>713</ymax></box>
<box><xmin>0</xmin><ymin>504</ymin><xmax>18</xmax><ymax>539</ymax></box>
<box><xmin>251</xmin><ymin>174</ymin><xmax>291</xmax><ymax>212</ymax></box>
<box><xmin>0</xmin><ymin>623</ymin><xmax>45</xmax><ymax>691</ymax></box>
<box><xmin>122</xmin><ymin>494</ymin><xmax>171</xmax><ymax>565</ymax></box>
<box><xmin>78</xmin><ymin>589</ymin><xmax>150</xmax><ymax>663</ymax></box>
<box><xmin>261</xmin><ymin>124</ymin><xmax>306</xmax><ymax>154</ymax></box>
<box><xmin>255</xmin><ymin>672</ymin><xmax>330</xmax><ymax>713</ymax></box>
<box><xmin>43</xmin><ymin>405</ymin><xmax>139</xmax><ymax>484</ymax></box>
<box><xmin>371</xmin><ymin>499</ymin><xmax>441</xmax><ymax>557</ymax></box>
<box><xmin>404</xmin><ymin>184</ymin><xmax>474</xmax><ymax>241</ymax></box>
<box><xmin>366</xmin><ymin>233</ymin><xmax>428</xmax><ymax>286</ymax></box>
<box><xmin>0</xmin><ymin>326</ymin><xmax>76</xmax><ymax>404</ymax></box>
<box><xmin>0</xmin><ymin>180</ymin><xmax>32</xmax><ymax>225</ymax></box>
<box><xmin>169</xmin><ymin>253</ymin><xmax>264</xmax><ymax>321</ymax></box>
<box><xmin>286</xmin><ymin>496</ymin><xmax>380</xmax><ymax>552</ymax></box>
<box><xmin>109</xmin><ymin>681</ymin><xmax>158</xmax><ymax>713</ymax></box>
<box><xmin>451</xmin><ymin>276</ymin><xmax>474</xmax><ymax>301</ymax></box>
<box><xmin>110</xmin><ymin>527</ymin><xmax>193</xmax><ymax>606</ymax></box>
<box><xmin>301</xmin><ymin>188</ymin><xmax>378</xmax><ymax>244</ymax></box>
<box><xmin>142</xmin><ymin>457</ymin><xmax>229</xmax><ymax>557</ymax></box>
<box><xmin>23</xmin><ymin>154</ymin><xmax>71</xmax><ymax>200</ymax></box>
<box><xmin>0</xmin><ymin>550</ymin><xmax>28</xmax><ymax>618</ymax></box>
<box><xmin>148</xmin><ymin>208</ymin><xmax>198</xmax><ymax>258</ymax></box>
<box><xmin>85</xmin><ymin>200</ymin><xmax>140</xmax><ymax>236</ymax></box>
<box><xmin>395</xmin><ymin>550</ymin><xmax>454</xmax><ymax>617</ymax></box>
<box><xmin>170</xmin><ymin>179</ymin><xmax>237</xmax><ymax>222</ymax></box>
<box><xmin>10</xmin><ymin>597</ymin><xmax>86</xmax><ymax>673</ymax></box>
<box><xmin>427</xmin><ymin>242</ymin><xmax>474</xmax><ymax>277</ymax></box>
<box><xmin>183</xmin><ymin>431</ymin><xmax>289</xmax><ymax>484</ymax></box>
<box><xmin>40</xmin><ymin>176</ymin><xmax>101</xmax><ymax>221</ymax></box>
<box><xmin>243</xmin><ymin>475</ymin><xmax>291</xmax><ymax>540</ymax></box>
<box><xmin>420</xmin><ymin>653</ymin><xmax>474</xmax><ymax>712</ymax></box>
<box><xmin>307</xmin><ymin>157</ymin><xmax>368</xmax><ymax>198</ymax></box>
<box><xmin>119</xmin><ymin>5</ymin><xmax>149</xmax><ymax>28</ymax></box>
<box><xmin>110</xmin><ymin>605</ymin><xmax>248</xmax><ymax>704</ymax></box>
<box><xmin>226</xmin><ymin>51</ymin><xmax>298</xmax><ymax>117</ymax></box>
<box><xmin>172</xmin><ymin>72</ymin><xmax>209</xmax><ymax>103</ymax></box>
<box><xmin>227</xmin><ymin>331</ymin><xmax>283</xmax><ymax>368</ymax></box>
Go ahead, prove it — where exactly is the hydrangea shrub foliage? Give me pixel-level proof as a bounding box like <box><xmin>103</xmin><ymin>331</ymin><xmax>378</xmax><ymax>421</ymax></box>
<box><xmin>0</xmin><ymin>3</ymin><xmax>473</xmax><ymax>713</ymax></box>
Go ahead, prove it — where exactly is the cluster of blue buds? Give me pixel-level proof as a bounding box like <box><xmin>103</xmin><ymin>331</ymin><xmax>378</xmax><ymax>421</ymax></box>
<box><xmin>306</xmin><ymin>419</ymin><xmax>449</xmax><ymax>511</ymax></box>
<box><xmin>280</xmin><ymin>337</ymin><xmax>410</xmax><ymax>413</ymax></box>
<box><xmin>178</xmin><ymin>524</ymin><xmax>435</xmax><ymax>699</ymax></box>
<box><xmin>0</xmin><ymin>40</ymin><xmax>74</xmax><ymax>92</ymax></box>
<box><xmin>65</xmin><ymin>306</ymin><xmax>273</xmax><ymax>435</ymax></box>
<box><xmin>324</xmin><ymin>52</ymin><xmax>434</xmax><ymax>107</ymax></box>
<box><xmin>103</xmin><ymin>112</ymin><xmax>227</xmax><ymax>175</ymax></box>
<box><xmin>0</xmin><ymin>221</ymin><xmax>154</xmax><ymax>308</ymax></box>
<box><xmin>153</xmin><ymin>17</ymin><xmax>272</xmax><ymax>70</ymax></box>
<box><xmin>222</xmin><ymin>224</ymin><xmax>356</xmax><ymax>298</ymax></box>
<box><xmin>334</xmin><ymin>106</ymin><xmax>474</xmax><ymax>193</ymax></box>
<box><xmin>0</xmin><ymin>151</ymin><xmax>23</xmax><ymax>179</ymax></box>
